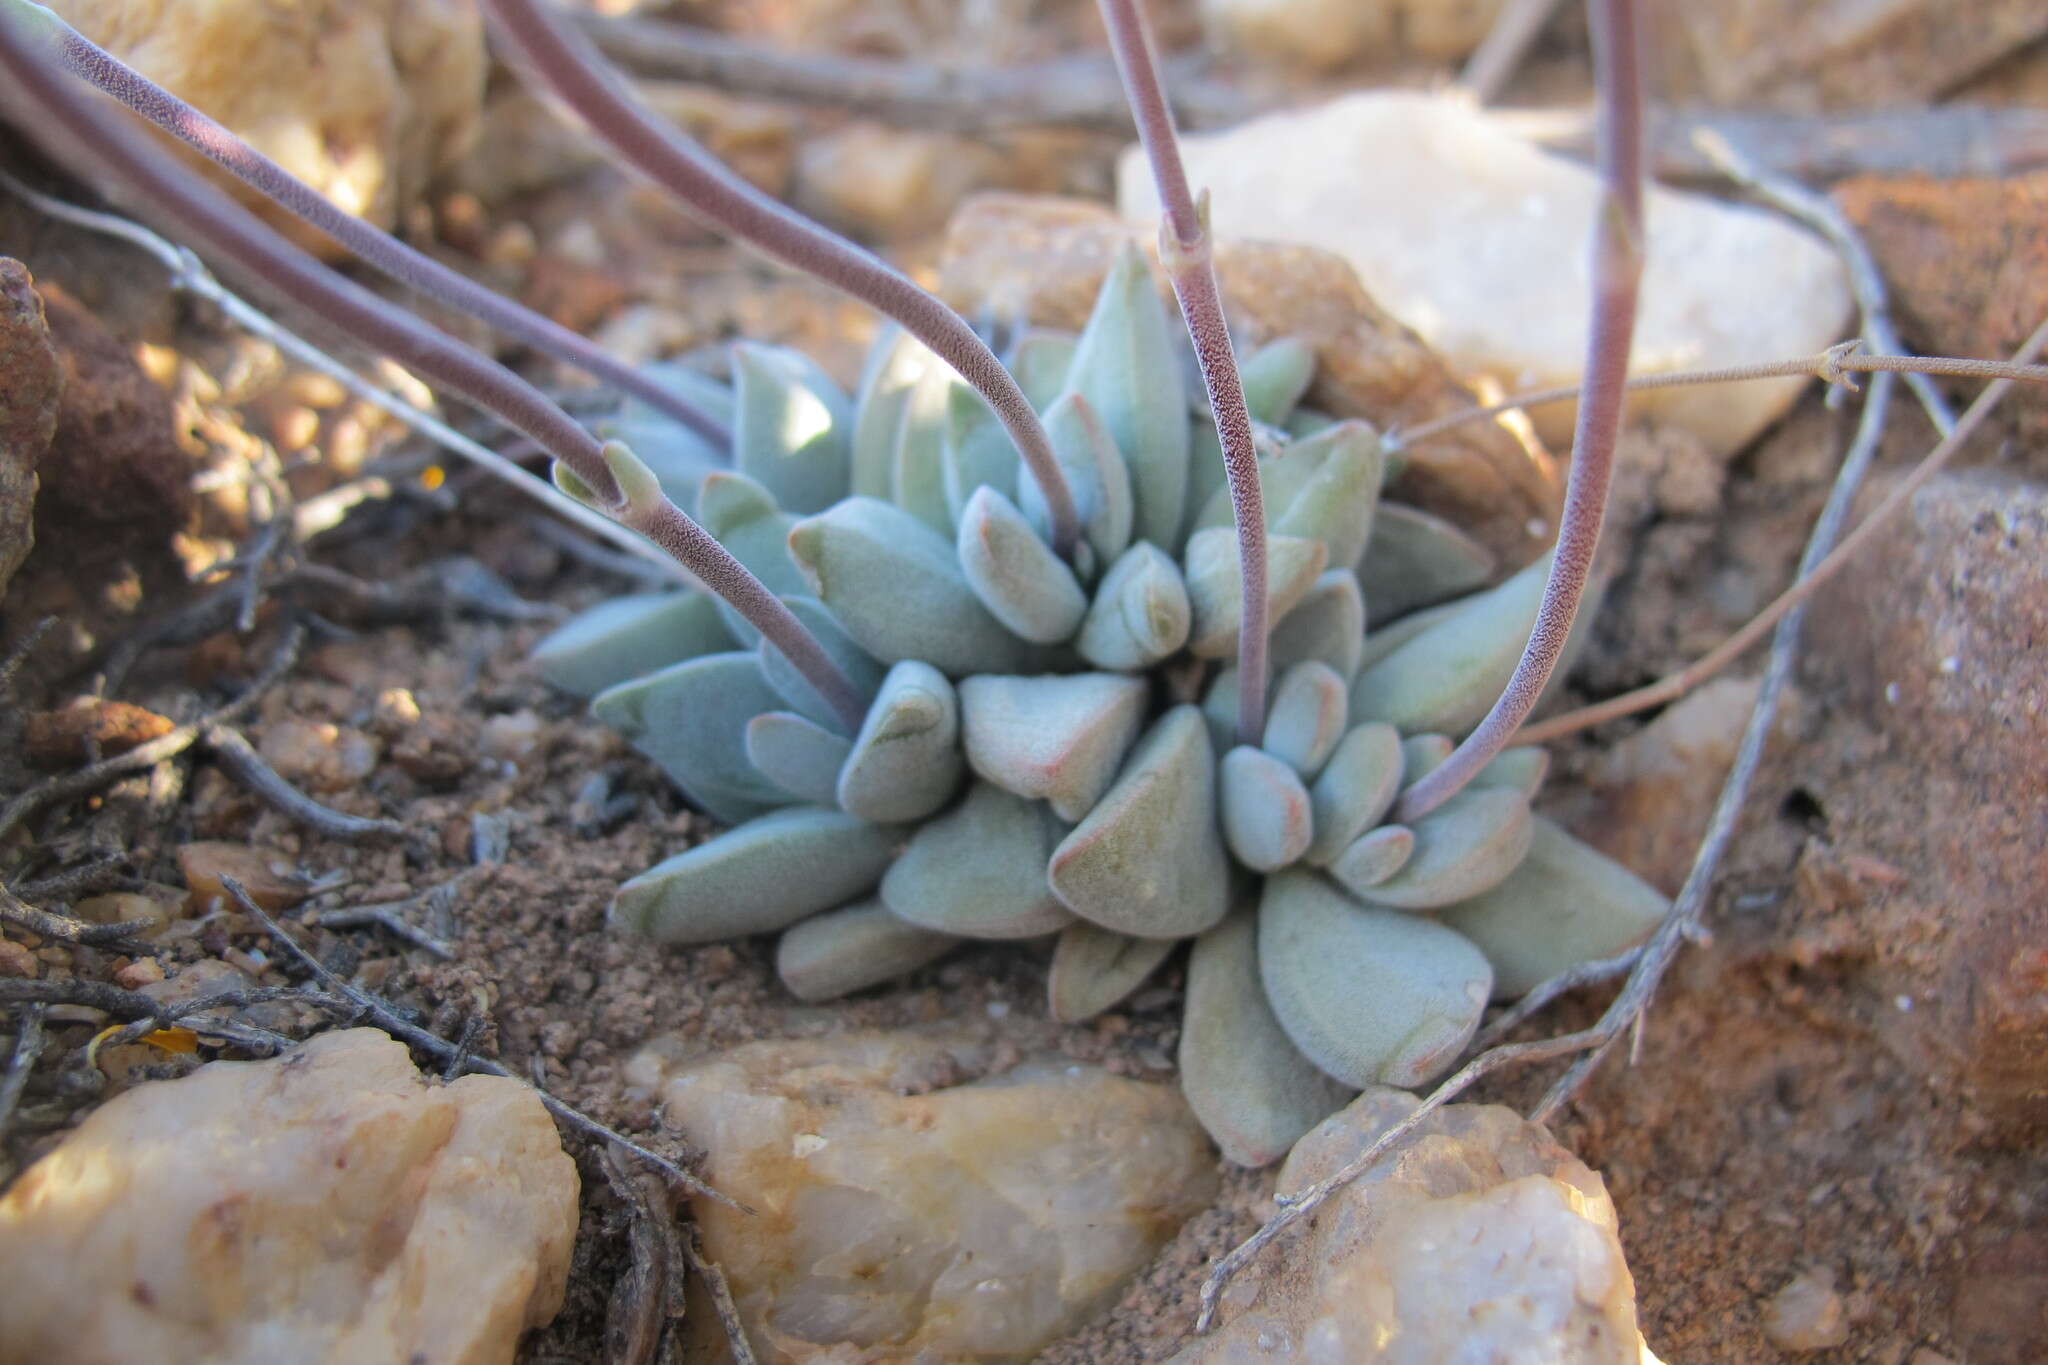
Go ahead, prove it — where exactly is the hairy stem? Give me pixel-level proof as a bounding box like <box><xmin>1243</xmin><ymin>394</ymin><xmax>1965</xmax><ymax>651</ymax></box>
<box><xmin>481</xmin><ymin>0</ymin><xmax>1084</xmax><ymax>559</ymax></box>
<box><xmin>7</xmin><ymin>0</ymin><xmax>726</xmax><ymax>446</ymax></box>
<box><xmin>0</xmin><ymin>11</ymin><xmax>866</xmax><ymax>733</ymax></box>
<box><xmin>1397</xmin><ymin>0</ymin><xmax>1645</xmax><ymax>823</ymax></box>
<box><xmin>1097</xmin><ymin>0</ymin><xmax>1269</xmax><ymax>742</ymax></box>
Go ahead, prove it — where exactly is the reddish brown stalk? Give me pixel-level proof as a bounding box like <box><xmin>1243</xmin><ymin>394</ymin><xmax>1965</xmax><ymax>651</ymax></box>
<box><xmin>1096</xmin><ymin>0</ymin><xmax>1269</xmax><ymax>743</ymax></box>
<box><xmin>1397</xmin><ymin>0</ymin><xmax>1646</xmax><ymax>824</ymax></box>
<box><xmin>0</xmin><ymin>12</ymin><xmax>866</xmax><ymax>733</ymax></box>
<box><xmin>481</xmin><ymin>0</ymin><xmax>1083</xmax><ymax>559</ymax></box>
<box><xmin>26</xmin><ymin>6</ymin><xmax>727</xmax><ymax>447</ymax></box>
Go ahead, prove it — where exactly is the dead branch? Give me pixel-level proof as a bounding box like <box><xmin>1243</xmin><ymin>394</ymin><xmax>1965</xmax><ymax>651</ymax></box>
<box><xmin>201</xmin><ymin>723</ymin><xmax>417</xmax><ymax>846</ymax></box>
<box><xmin>679</xmin><ymin>1225</ymin><xmax>758</xmax><ymax>1365</ymax></box>
<box><xmin>601</xmin><ymin>1141</ymin><xmax>689</xmax><ymax>1365</ymax></box>
<box><xmin>0</xmin><ymin>1004</ymin><xmax>47</xmax><ymax>1135</ymax></box>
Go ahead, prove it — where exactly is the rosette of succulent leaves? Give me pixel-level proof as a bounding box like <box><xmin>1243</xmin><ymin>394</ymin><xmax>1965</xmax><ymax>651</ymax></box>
<box><xmin>1</xmin><ymin>0</ymin><xmax>1673</xmax><ymax>1170</ymax></box>
<box><xmin>531</xmin><ymin>247</ymin><xmax>1669</xmax><ymax>1167</ymax></box>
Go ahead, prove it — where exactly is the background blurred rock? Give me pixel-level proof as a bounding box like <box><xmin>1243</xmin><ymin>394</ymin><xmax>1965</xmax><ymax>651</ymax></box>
<box><xmin>0</xmin><ymin>257</ymin><xmax>56</xmax><ymax>601</ymax></box>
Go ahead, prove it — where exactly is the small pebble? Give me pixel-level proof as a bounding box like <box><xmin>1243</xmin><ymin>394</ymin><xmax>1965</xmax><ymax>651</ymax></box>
<box><xmin>113</xmin><ymin>958</ymin><xmax>165</xmax><ymax>989</ymax></box>
<box><xmin>0</xmin><ymin>939</ymin><xmax>37</xmax><ymax>979</ymax></box>
<box><xmin>479</xmin><ymin>710</ymin><xmax>544</xmax><ymax>762</ymax></box>
<box><xmin>1761</xmin><ymin>1268</ymin><xmax>1850</xmax><ymax>1351</ymax></box>
<box><xmin>257</xmin><ymin>720</ymin><xmax>380</xmax><ymax>793</ymax></box>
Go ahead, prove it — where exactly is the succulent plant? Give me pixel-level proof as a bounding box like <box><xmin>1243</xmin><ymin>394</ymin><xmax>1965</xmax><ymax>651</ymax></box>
<box><xmin>532</xmin><ymin>249</ymin><xmax>1672</xmax><ymax>1166</ymax></box>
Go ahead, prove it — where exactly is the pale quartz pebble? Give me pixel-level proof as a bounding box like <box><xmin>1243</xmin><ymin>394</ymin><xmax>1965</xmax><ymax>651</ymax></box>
<box><xmin>1076</xmin><ymin>542</ymin><xmax>1192</xmax><ymax>671</ymax></box>
<box><xmin>1262</xmin><ymin>661</ymin><xmax>1349</xmax><ymax>777</ymax></box>
<box><xmin>959</xmin><ymin>672</ymin><xmax>1149</xmax><ymax>822</ymax></box>
<box><xmin>1120</xmin><ymin>91</ymin><xmax>1853</xmax><ymax>454</ymax></box>
<box><xmin>255</xmin><ymin>719</ymin><xmax>379</xmax><ymax>792</ymax></box>
<box><xmin>1185</xmin><ymin>527</ymin><xmax>1328</xmax><ymax>659</ymax></box>
<box><xmin>626</xmin><ymin>1030</ymin><xmax>1216</xmax><ymax>1364</ymax></box>
<box><xmin>1268</xmin><ymin>570</ymin><xmax>1365</xmax><ymax>682</ymax></box>
<box><xmin>1399</xmin><ymin>732</ymin><xmax>1453</xmax><ymax>787</ymax></box>
<box><xmin>1196</xmin><ymin>0</ymin><xmax>1392</xmax><ymax>71</ymax></box>
<box><xmin>1174</xmin><ymin>1087</ymin><xmax>1654</xmax><ymax>1364</ymax></box>
<box><xmin>745</xmin><ymin>711</ymin><xmax>854</xmax><ymax>806</ymax></box>
<box><xmin>1049</xmin><ymin>706</ymin><xmax>1232</xmax><ymax>938</ymax></box>
<box><xmin>1220</xmin><ymin>746</ymin><xmax>1314</xmax><ymax>872</ymax></box>
<box><xmin>957</xmin><ymin>485</ymin><xmax>1089</xmax><ymax>643</ymax></box>
<box><xmin>1048</xmin><ymin>921</ymin><xmax>1177</xmax><ymax>1023</ymax></box>
<box><xmin>1061</xmin><ymin>241</ymin><xmax>1189</xmax><ymax>550</ymax></box>
<box><xmin>1304</xmin><ymin>722</ymin><xmax>1404</xmax><ymax>866</ymax></box>
<box><xmin>1259</xmin><ymin>870</ymin><xmax>1491</xmax><ymax>1087</ymax></box>
<box><xmin>776</xmin><ymin>899</ymin><xmax>959</xmax><ymax>1002</ymax></box>
<box><xmin>611</xmin><ymin>807</ymin><xmax>898</xmax><ymax>944</ymax></box>
<box><xmin>1350</xmin><ymin>554</ymin><xmax>1549</xmax><ymax>736</ymax></box>
<box><xmin>1356</xmin><ymin>502</ymin><xmax>1497</xmax><ymax>624</ymax></box>
<box><xmin>836</xmin><ymin>660</ymin><xmax>964</xmax><ymax>823</ymax></box>
<box><xmin>0</xmin><ymin>1029</ymin><xmax>576</xmax><ymax>1365</ymax></box>
<box><xmin>1760</xmin><ymin>1268</ymin><xmax>1850</xmax><ymax>1352</ymax></box>
<box><xmin>1353</xmin><ymin>786</ymin><xmax>1533</xmax><ymax>911</ymax></box>
<box><xmin>479</xmin><ymin>711</ymin><xmax>542</xmax><ymax>762</ymax></box>
<box><xmin>881</xmin><ymin>781</ymin><xmax>1075</xmax><ymax>939</ymax></box>
<box><xmin>730</xmin><ymin>341</ymin><xmax>852</xmax><ymax>515</ymax></box>
<box><xmin>1330</xmin><ymin>823</ymin><xmax>1415</xmax><ymax>889</ymax></box>
<box><xmin>788</xmin><ymin>496</ymin><xmax>1042</xmax><ymax>675</ymax></box>
<box><xmin>1181</xmin><ymin>910</ymin><xmax>1355</xmax><ymax>1167</ymax></box>
<box><xmin>177</xmin><ymin>841</ymin><xmax>314</xmax><ymax>913</ymax></box>
<box><xmin>528</xmin><ymin>590</ymin><xmax>733</xmax><ymax>697</ymax></box>
<box><xmin>1439</xmin><ymin>816</ymin><xmax>1671</xmax><ymax>999</ymax></box>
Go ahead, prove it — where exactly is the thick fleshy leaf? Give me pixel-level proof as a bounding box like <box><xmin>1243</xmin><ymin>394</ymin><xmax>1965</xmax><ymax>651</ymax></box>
<box><xmin>744</xmin><ymin>711</ymin><xmax>853</xmax><ymax>806</ymax></box>
<box><xmin>836</xmin><ymin>660</ymin><xmax>964</xmax><ymax>823</ymax></box>
<box><xmin>597</xmin><ymin>362</ymin><xmax>733</xmax><ymax>506</ymax></box>
<box><xmin>1004</xmin><ymin>328</ymin><xmax>1079</xmax><ymax>412</ymax></box>
<box><xmin>619</xmin><ymin>360</ymin><xmax>737</xmax><ymax>431</ymax></box>
<box><xmin>890</xmin><ymin>364</ymin><xmax>954</xmax><ymax>534</ymax></box>
<box><xmin>611</xmin><ymin>807</ymin><xmax>896</xmax><ymax>944</ymax></box>
<box><xmin>1304</xmin><ymin>722</ymin><xmax>1404</xmax><ymax>866</ymax></box>
<box><xmin>787</xmin><ymin>497</ymin><xmax>1042</xmax><ymax>675</ymax></box>
<box><xmin>957</xmin><ymin>486</ymin><xmax>1088</xmax><ymax>644</ymax></box>
<box><xmin>1183</xmin><ymin>527</ymin><xmax>1327</xmax><ymax>659</ymax></box>
<box><xmin>730</xmin><ymin>342</ymin><xmax>851</xmax><ymax>515</ymax></box>
<box><xmin>1047</xmin><ymin>705</ymin><xmax>1230</xmax><ymax>938</ymax></box>
<box><xmin>1191</xmin><ymin>422</ymin><xmax>1382</xmax><ymax>573</ymax></box>
<box><xmin>756</xmin><ymin>596</ymin><xmax>885</xmax><ymax>734</ymax></box>
<box><xmin>880</xmin><ymin>781</ymin><xmax>1074</xmax><ymax>939</ymax></box>
<box><xmin>851</xmin><ymin>324</ymin><xmax>939</xmax><ymax>500</ymax></box>
<box><xmin>591</xmin><ymin>652</ymin><xmax>790</xmax><ymax>824</ymax></box>
<box><xmin>1329</xmin><ymin>823</ymin><xmax>1414</xmax><ymax>889</ymax></box>
<box><xmin>1061</xmin><ymin>240</ymin><xmax>1188</xmax><ymax>548</ymax></box>
<box><xmin>1239</xmin><ymin>336</ymin><xmax>1317</xmax><ymax>427</ymax></box>
<box><xmin>1349</xmin><ymin>787</ymin><xmax>1533</xmax><ymax>910</ymax></box>
<box><xmin>1181</xmin><ymin>909</ymin><xmax>1354</xmax><ymax>1167</ymax></box>
<box><xmin>1355</xmin><ymin>596</ymin><xmax>1459</xmax><ymax>674</ymax></box>
<box><xmin>1470</xmin><ymin>745</ymin><xmax>1551</xmax><ymax>798</ymax></box>
<box><xmin>940</xmin><ymin>381</ymin><xmax>1022</xmax><ymax>526</ymax></box>
<box><xmin>1357</xmin><ymin>501</ymin><xmax>1497</xmax><ymax>622</ymax></box>
<box><xmin>1047</xmin><ymin>921</ymin><xmax>1176</xmax><ymax>1023</ymax></box>
<box><xmin>958</xmin><ymin>673</ymin><xmax>1148</xmax><ymax>822</ymax></box>
<box><xmin>1261</xmin><ymin>661</ymin><xmax>1348</xmax><ymax>778</ymax></box>
<box><xmin>696</xmin><ymin>470</ymin><xmax>807</xmax><ymax>646</ymax></box>
<box><xmin>1019</xmin><ymin>391</ymin><xmax>1134</xmax><ymax>569</ymax></box>
<box><xmin>1439</xmin><ymin>816</ymin><xmax>1671</xmax><ymax>998</ymax></box>
<box><xmin>1075</xmin><ymin>542</ymin><xmax>1190</xmax><ymax>671</ymax></box>
<box><xmin>530</xmin><ymin>591</ymin><xmax>734</xmax><ymax>697</ymax></box>
<box><xmin>1268</xmin><ymin>570</ymin><xmax>1366</xmax><ymax>683</ymax></box>
<box><xmin>1220</xmin><ymin>746</ymin><xmax>1313</xmax><ymax>872</ymax></box>
<box><xmin>1180</xmin><ymin>423</ymin><xmax>1227</xmax><ymax>554</ymax></box>
<box><xmin>1349</xmin><ymin>553</ymin><xmax>1549</xmax><ymax>735</ymax></box>
<box><xmin>1399</xmin><ymin>733</ymin><xmax>1454</xmax><ymax>787</ymax></box>
<box><xmin>776</xmin><ymin>898</ymin><xmax>959</xmax><ymax>1002</ymax></box>
<box><xmin>1258</xmin><ymin>870</ymin><xmax>1492</xmax><ymax>1088</ymax></box>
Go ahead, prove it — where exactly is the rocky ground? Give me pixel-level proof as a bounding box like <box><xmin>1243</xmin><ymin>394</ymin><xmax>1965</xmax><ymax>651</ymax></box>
<box><xmin>1</xmin><ymin>1</ymin><xmax>2045</xmax><ymax>1362</ymax></box>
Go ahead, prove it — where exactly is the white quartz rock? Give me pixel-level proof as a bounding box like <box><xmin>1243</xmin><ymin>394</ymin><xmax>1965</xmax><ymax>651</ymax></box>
<box><xmin>1176</xmin><ymin>1088</ymin><xmax>1659</xmax><ymax>1365</ymax></box>
<box><xmin>627</xmin><ymin>1029</ymin><xmax>1217</xmax><ymax>1362</ymax></box>
<box><xmin>0</xmin><ymin>1029</ymin><xmax>578</xmax><ymax>1365</ymax></box>
<box><xmin>1119</xmin><ymin>91</ymin><xmax>1853</xmax><ymax>455</ymax></box>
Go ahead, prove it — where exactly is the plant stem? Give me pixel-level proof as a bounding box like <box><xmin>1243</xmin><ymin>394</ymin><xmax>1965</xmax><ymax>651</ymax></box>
<box><xmin>481</xmin><ymin>0</ymin><xmax>1084</xmax><ymax>559</ymax></box>
<box><xmin>7</xmin><ymin>0</ymin><xmax>728</xmax><ymax>447</ymax></box>
<box><xmin>1096</xmin><ymin>0</ymin><xmax>1269</xmax><ymax>743</ymax></box>
<box><xmin>1397</xmin><ymin>0</ymin><xmax>1645</xmax><ymax>824</ymax></box>
<box><xmin>0</xmin><ymin>11</ymin><xmax>866</xmax><ymax>734</ymax></box>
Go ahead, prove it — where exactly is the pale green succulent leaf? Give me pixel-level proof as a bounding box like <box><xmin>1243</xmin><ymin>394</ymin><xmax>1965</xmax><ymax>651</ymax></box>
<box><xmin>1304</xmin><ymin>721</ymin><xmax>1404</xmax><ymax>866</ymax></box>
<box><xmin>776</xmin><ymin>897</ymin><xmax>960</xmax><ymax>1003</ymax></box>
<box><xmin>590</xmin><ymin>651</ymin><xmax>793</xmax><ymax>824</ymax></box>
<box><xmin>1269</xmin><ymin>569</ymin><xmax>1367</xmax><ymax>682</ymax></box>
<box><xmin>1220</xmin><ymin>745</ymin><xmax>1314</xmax><ymax>872</ymax></box>
<box><xmin>1262</xmin><ymin>661</ymin><xmax>1349</xmax><ymax>778</ymax></box>
<box><xmin>529</xmin><ymin>590</ymin><xmax>734</xmax><ymax>698</ymax></box>
<box><xmin>1019</xmin><ymin>391</ymin><xmax>1134</xmax><ymax>569</ymax></box>
<box><xmin>1399</xmin><ymin>733</ymin><xmax>1455</xmax><ymax>788</ymax></box>
<box><xmin>1047</xmin><ymin>705</ymin><xmax>1230</xmax><ymax>938</ymax></box>
<box><xmin>1469</xmin><ymin>745</ymin><xmax>1551</xmax><ymax>799</ymax></box>
<box><xmin>1349</xmin><ymin>552</ymin><xmax>1550</xmax><ymax>735</ymax></box>
<box><xmin>1075</xmin><ymin>542</ymin><xmax>1190</xmax><ymax>671</ymax></box>
<box><xmin>611</xmin><ymin>807</ymin><xmax>896</xmax><ymax>944</ymax></box>
<box><xmin>1181</xmin><ymin>909</ymin><xmax>1355</xmax><ymax>1167</ymax></box>
<box><xmin>956</xmin><ymin>486</ymin><xmax>1088</xmax><ymax>645</ymax></box>
<box><xmin>1047</xmin><ymin>921</ymin><xmax>1176</xmax><ymax>1024</ymax></box>
<box><xmin>1329</xmin><ymin>823</ymin><xmax>1415</xmax><ymax>889</ymax></box>
<box><xmin>1003</xmin><ymin>328</ymin><xmax>1080</xmax><ymax>412</ymax></box>
<box><xmin>835</xmin><ymin>659</ymin><xmax>965</xmax><ymax>823</ymax></box>
<box><xmin>1184</xmin><ymin>527</ymin><xmax>1328</xmax><ymax>659</ymax></box>
<box><xmin>958</xmin><ymin>672</ymin><xmax>1149</xmax><ymax>823</ymax></box>
<box><xmin>757</xmin><ymin>595</ymin><xmax>885</xmax><ymax>734</ymax></box>
<box><xmin>1357</xmin><ymin>501</ymin><xmax>1499</xmax><ymax>622</ymax></box>
<box><xmin>730</xmin><ymin>341</ymin><xmax>851</xmax><ymax>515</ymax></box>
<box><xmin>1258</xmin><ymin>871</ymin><xmax>1492</xmax><ymax>1088</ymax></box>
<box><xmin>940</xmin><ymin>381</ymin><xmax>1022</xmax><ymax>526</ymax></box>
<box><xmin>1239</xmin><ymin>336</ymin><xmax>1318</xmax><ymax>427</ymax></box>
<box><xmin>888</xmin><ymin>366</ymin><xmax>954</xmax><ymax>534</ymax></box>
<box><xmin>851</xmin><ymin>323</ymin><xmax>942</xmax><ymax>500</ymax></box>
<box><xmin>1349</xmin><ymin>786</ymin><xmax>1533</xmax><ymax>910</ymax></box>
<box><xmin>744</xmin><ymin>710</ymin><xmax>854</xmax><ymax>806</ymax></box>
<box><xmin>880</xmin><ymin>781</ymin><xmax>1074</xmax><ymax>939</ymax></box>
